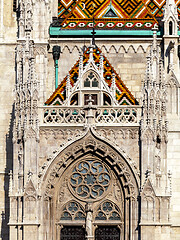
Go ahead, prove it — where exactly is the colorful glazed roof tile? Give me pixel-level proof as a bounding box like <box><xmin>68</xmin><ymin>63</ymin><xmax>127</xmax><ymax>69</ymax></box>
<box><xmin>57</xmin><ymin>0</ymin><xmax>180</xmax><ymax>30</ymax></box>
<box><xmin>45</xmin><ymin>46</ymin><xmax>138</xmax><ymax>106</ymax></box>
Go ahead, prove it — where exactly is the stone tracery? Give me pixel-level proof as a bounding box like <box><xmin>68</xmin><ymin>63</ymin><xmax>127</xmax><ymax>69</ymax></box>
<box><xmin>95</xmin><ymin>200</ymin><xmax>121</xmax><ymax>221</ymax></box>
<box><xmin>69</xmin><ymin>159</ymin><xmax>111</xmax><ymax>201</ymax></box>
<box><xmin>60</xmin><ymin>201</ymin><xmax>85</xmax><ymax>221</ymax></box>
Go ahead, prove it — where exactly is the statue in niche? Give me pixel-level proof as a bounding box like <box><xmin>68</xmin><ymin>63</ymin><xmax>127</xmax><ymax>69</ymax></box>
<box><xmin>85</xmin><ymin>203</ymin><xmax>93</xmax><ymax>237</ymax></box>
<box><xmin>18</xmin><ymin>145</ymin><xmax>23</xmax><ymax>174</ymax></box>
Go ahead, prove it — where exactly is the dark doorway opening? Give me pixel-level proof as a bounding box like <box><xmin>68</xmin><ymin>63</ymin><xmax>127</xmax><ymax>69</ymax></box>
<box><xmin>95</xmin><ymin>226</ymin><xmax>120</xmax><ymax>240</ymax></box>
<box><xmin>60</xmin><ymin>226</ymin><xmax>85</xmax><ymax>240</ymax></box>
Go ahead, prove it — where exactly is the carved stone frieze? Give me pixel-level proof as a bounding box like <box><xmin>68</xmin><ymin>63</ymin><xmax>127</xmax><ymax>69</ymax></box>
<box><xmin>94</xmin><ymin>128</ymin><xmax>138</xmax><ymax>141</ymax></box>
<box><xmin>40</xmin><ymin>128</ymin><xmax>84</xmax><ymax>141</ymax></box>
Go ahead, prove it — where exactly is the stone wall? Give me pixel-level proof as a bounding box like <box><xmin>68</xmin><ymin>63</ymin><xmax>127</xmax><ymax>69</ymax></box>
<box><xmin>0</xmin><ymin>0</ymin><xmax>17</xmax><ymax>238</ymax></box>
<box><xmin>0</xmin><ymin>0</ymin><xmax>180</xmax><ymax>239</ymax></box>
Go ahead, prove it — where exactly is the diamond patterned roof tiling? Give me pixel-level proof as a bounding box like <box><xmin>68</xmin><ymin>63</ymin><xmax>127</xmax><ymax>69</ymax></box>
<box><xmin>45</xmin><ymin>46</ymin><xmax>138</xmax><ymax>106</ymax></box>
<box><xmin>57</xmin><ymin>0</ymin><xmax>180</xmax><ymax>30</ymax></box>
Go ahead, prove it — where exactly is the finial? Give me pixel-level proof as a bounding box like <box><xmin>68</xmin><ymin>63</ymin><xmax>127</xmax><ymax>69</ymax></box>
<box><xmin>145</xmin><ymin>168</ymin><xmax>151</xmax><ymax>179</ymax></box>
<box><xmin>27</xmin><ymin>170</ymin><xmax>33</xmax><ymax>179</ymax></box>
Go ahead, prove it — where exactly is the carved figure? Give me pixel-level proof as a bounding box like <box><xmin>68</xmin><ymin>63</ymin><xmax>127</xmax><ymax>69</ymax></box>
<box><xmin>85</xmin><ymin>203</ymin><xmax>93</xmax><ymax>237</ymax></box>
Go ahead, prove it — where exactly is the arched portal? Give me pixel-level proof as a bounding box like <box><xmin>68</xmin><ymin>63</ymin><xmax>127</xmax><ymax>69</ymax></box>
<box><xmin>41</xmin><ymin>132</ymin><xmax>139</xmax><ymax>240</ymax></box>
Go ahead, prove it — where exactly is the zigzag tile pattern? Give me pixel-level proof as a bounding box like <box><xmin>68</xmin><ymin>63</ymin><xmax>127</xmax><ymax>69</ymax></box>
<box><xmin>58</xmin><ymin>0</ymin><xmax>180</xmax><ymax>29</ymax></box>
<box><xmin>46</xmin><ymin>47</ymin><xmax>137</xmax><ymax>106</ymax></box>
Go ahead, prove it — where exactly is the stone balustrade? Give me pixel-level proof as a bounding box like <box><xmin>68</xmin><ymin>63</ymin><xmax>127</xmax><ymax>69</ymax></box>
<box><xmin>41</xmin><ymin>106</ymin><xmax>141</xmax><ymax>126</ymax></box>
<box><xmin>95</xmin><ymin>107</ymin><xmax>140</xmax><ymax>124</ymax></box>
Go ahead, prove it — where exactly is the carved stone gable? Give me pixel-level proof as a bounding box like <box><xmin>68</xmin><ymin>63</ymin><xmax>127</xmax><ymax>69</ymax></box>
<box><xmin>24</xmin><ymin>179</ymin><xmax>36</xmax><ymax>197</ymax></box>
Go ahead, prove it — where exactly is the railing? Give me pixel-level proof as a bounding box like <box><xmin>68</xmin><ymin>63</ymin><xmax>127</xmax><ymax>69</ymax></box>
<box><xmin>41</xmin><ymin>106</ymin><xmax>141</xmax><ymax>126</ymax></box>
<box><xmin>95</xmin><ymin>107</ymin><xmax>139</xmax><ymax>124</ymax></box>
<box><xmin>43</xmin><ymin>107</ymin><xmax>86</xmax><ymax>124</ymax></box>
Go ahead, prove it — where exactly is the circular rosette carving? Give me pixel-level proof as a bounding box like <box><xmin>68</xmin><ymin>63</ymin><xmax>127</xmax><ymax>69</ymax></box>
<box><xmin>69</xmin><ymin>160</ymin><xmax>111</xmax><ymax>201</ymax></box>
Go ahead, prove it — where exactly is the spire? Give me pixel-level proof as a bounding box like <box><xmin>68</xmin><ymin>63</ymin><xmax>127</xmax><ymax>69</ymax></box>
<box><xmin>91</xmin><ymin>2</ymin><xmax>96</xmax><ymax>46</ymax></box>
<box><xmin>163</xmin><ymin>0</ymin><xmax>179</xmax><ymax>35</ymax></box>
<box><xmin>91</xmin><ymin>27</ymin><xmax>96</xmax><ymax>46</ymax></box>
<box><xmin>164</xmin><ymin>0</ymin><xmax>178</xmax><ymax>17</ymax></box>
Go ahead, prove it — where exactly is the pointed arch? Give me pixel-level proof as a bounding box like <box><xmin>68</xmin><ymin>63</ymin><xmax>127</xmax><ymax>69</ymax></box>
<box><xmin>62</xmin><ymin>45</ymin><xmax>71</xmax><ymax>54</ymax></box>
<box><xmin>71</xmin><ymin>45</ymin><xmax>81</xmax><ymax>54</ymax></box>
<box><xmin>82</xmin><ymin>69</ymin><xmax>100</xmax><ymax>88</ymax></box>
<box><xmin>127</xmin><ymin>45</ymin><xmax>136</xmax><ymax>54</ymax></box>
<box><xmin>137</xmin><ymin>45</ymin><xmax>146</xmax><ymax>54</ymax></box>
<box><xmin>95</xmin><ymin>200</ymin><xmax>122</xmax><ymax>221</ymax></box>
<box><xmin>118</xmin><ymin>45</ymin><xmax>126</xmax><ymax>54</ymax></box>
<box><xmin>141</xmin><ymin>178</ymin><xmax>156</xmax><ymax>222</ymax></box>
<box><xmin>40</xmin><ymin>129</ymin><xmax>139</xmax><ymax>240</ymax></box>
<box><xmin>142</xmin><ymin>195</ymin><xmax>155</xmax><ymax>221</ymax></box>
<box><xmin>24</xmin><ymin>179</ymin><xmax>37</xmax><ymax>221</ymax></box>
<box><xmin>109</xmin><ymin>45</ymin><xmax>118</xmax><ymax>54</ymax></box>
<box><xmin>150</xmin><ymin>89</ymin><xmax>155</xmax><ymax>99</ymax></box>
<box><xmin>59</xmin><ymin>200</ymin><xmax>85</xmax><ymax>222</ymax></box>
<box><xmin>142</xmin><ymin>128</ymin><xmax>154</xmax><ymax>142</ymax></box>
<box><xmin>169</xmin><ymin>20</ymin><xmax>173</xmax><ymax>35</ymax></box>
<box><xmin>41</xmin><ymin>131</ymin><xmax>139</xmax><ymax>198</ymax></box>
<box><xmin>101</xmin><ymin>45</ymin><xmax>109</xmax><ymax>54</ymax></box>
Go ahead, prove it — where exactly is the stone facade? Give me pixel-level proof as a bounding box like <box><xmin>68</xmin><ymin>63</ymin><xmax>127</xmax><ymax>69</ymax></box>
<box><xmin>0</xmin><ymin>0</ymin><xmax>180</xmax><ymax>240</ymax></box>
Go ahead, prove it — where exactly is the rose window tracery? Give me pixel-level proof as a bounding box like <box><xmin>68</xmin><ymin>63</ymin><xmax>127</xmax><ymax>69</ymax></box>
<box><xmin>69</xmin><ymin>160</ymin><xmax>111</xmax><ymax>201</ymax></box>
<box><xmin>95</xmin><ymin>201</ymin><xmax>121</xmax><ymax>221</ymax></box>
<box><xmin>60</xmin><ymin>201</ymin><xmax>85</xmax><ymax>221</ymax></box>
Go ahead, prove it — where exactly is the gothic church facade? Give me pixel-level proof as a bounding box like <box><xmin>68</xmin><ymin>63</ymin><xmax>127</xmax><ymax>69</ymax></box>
<box><xmin>0</xmin><ymin>0</ymin><xmax>180</xmax><ymax>240</ymax></box>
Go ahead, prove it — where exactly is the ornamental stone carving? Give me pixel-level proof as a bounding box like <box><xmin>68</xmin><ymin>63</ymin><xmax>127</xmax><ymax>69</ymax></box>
<box><xmin>41</xmin><ymin>132</ymin><xmax>139</xmax><ymax>201</ymax></box>
<box><xmin>68</xmin><ymin>159</ymin><xmax>111</xmax><ymax>201</ymax></box>
<box><xmin>95</xmin><ymin>200</ymin><xmax>121</xmax><ymax>221</ymax></box>
<box><xmin>60</xmin><ymin>201</ymin><xmax>85</xmax><ymax>221</ymax></box>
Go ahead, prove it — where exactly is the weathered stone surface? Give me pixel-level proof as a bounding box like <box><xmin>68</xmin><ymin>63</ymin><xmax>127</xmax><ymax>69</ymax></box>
<box><xmin>0</xmin><ymin>0</ymin><xmax>180</xmax><ymax>240</ymax></box>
